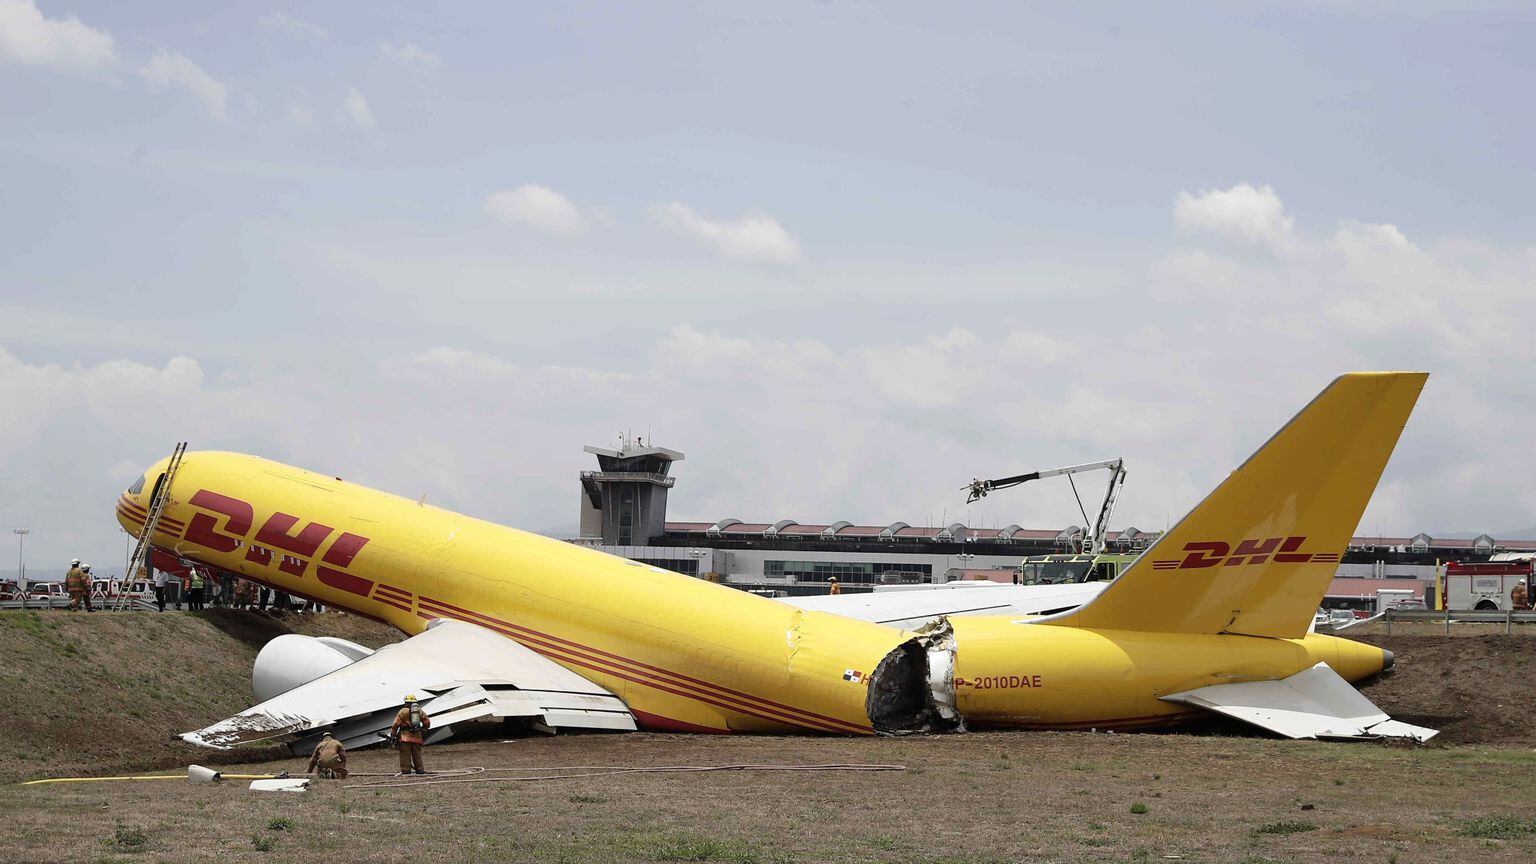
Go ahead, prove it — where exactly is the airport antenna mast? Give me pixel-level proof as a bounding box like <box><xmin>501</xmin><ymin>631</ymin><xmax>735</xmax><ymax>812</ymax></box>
<box><xmin>963</xmin><ymin>458</ymin><xmax>1126</xmax><ymax>555</ymax></box>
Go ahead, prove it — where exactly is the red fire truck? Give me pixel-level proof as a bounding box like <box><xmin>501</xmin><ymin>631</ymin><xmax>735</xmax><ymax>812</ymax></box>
<box><xmin>1443</xmin><ymin>557</ymin><xmax>1535</xmax><ymax>610</ymax></box>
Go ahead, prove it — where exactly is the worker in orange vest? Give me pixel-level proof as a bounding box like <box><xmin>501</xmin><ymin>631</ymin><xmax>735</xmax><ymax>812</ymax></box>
<box><xmin>827</xmin><ymin>576</ymin><xmax>841</xmax><ymax>596</ymax></box>
<box><xmin>390</xmin><ymin>694</ymin><xmax>431</xmax><ymax>775</ymax></box>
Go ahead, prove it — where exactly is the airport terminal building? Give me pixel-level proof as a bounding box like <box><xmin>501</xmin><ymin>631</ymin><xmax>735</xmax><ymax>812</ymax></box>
<box><xmin>571</xmin><ymin>440</ymin><xmax>1535</xmax><ymax>597</ymax></box>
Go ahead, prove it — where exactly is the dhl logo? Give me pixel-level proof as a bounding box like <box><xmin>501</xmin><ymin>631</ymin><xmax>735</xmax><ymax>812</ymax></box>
<box><xmin>1150</xmin><ymin>536</ymin><xmax>1341</xmax><ymax>571</ymax></box>
<box><xmin>181</xmin><ymin>489</ymin><xmax>378</xmax><ymax>599</ymax></box>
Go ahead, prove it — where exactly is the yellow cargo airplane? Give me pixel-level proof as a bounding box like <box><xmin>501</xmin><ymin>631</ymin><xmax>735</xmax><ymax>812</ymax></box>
<box><xmin>116</xmin><ymin>372</ymin><xmax>1435</xmax><ymax>749</ymax></box>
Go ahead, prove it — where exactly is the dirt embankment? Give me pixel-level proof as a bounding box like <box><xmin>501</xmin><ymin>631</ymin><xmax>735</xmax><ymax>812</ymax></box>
<box><xmin>1354</xmin><ymin>633</ymin><xmax>1536</xmax><ymax>745</ymax></box>
<box><xmin>1</xmin><ymin>612</ymin><xmax>1529</xmax><ymax>784</ymax></box>
<box><xmin>0</xmin><ymin>609</ymin><xmax>400</xmax><ymax>783</ymax></box>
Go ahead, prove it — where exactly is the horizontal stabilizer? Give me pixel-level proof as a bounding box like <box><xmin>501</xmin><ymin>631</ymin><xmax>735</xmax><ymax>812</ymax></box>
<box><xmin>1161</xmin><ymin>662</ymin><xmax>1437</xmax><ymax>742</ymax></box>
<box><xmin>183</xmin><ymin>619</ymin><xmax>635</xmax><ymax>750</ymax></box>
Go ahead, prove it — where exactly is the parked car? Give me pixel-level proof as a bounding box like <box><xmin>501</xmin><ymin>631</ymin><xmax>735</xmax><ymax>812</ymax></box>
<box><xmin>24</xmin><ymin>582</ymin><xmax>68</xmax><ymax>606</ymax></box>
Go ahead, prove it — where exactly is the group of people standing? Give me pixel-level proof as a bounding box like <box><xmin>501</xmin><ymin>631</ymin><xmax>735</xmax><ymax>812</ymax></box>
<box><xmin>58</xmin><ymin>557</ymin><xmax>318</xmax><ymax>614</ymax></box>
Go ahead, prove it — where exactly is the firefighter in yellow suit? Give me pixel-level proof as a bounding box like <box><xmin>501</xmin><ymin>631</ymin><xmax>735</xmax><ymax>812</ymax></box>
<box><xmin>390</xmin><ymin>695</ymin><xmax>430</xmax><ymax>775</ymax></box>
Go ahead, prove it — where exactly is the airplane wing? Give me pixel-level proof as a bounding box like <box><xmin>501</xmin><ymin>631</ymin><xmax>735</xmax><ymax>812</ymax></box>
<box><xmin>1160</xmin><ymin>662</ymin><xmax>1437</xmax><ymax>742</ymax></box>
<box><xmin>183</xmin><ymin>620</ymin><xmax>635</xmax><ymax>752</ymax></box>
<box><xmin>779</xmin><ymin>582</ymin><xmax>1107</xmax><ymax>629</ymax></box>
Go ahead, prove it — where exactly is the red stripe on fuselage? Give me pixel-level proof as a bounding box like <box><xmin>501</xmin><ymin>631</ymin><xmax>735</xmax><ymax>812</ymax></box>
<box><xmin>629</xmin><ymin>709</ymin><xmax>730</xmax><ymax>734</ymax></box>
<box><xmin>415</xmin><ymin>598</ymin><xmax>865</xmax><ymax>734</ymax></box>
<box><xmin>416</xmin><ymin>595</ymin><xmax>864</xmax><ymax>729</ymax></box>
<box><xmin>116</xmin><ymin>507</ymin><xmax>182</xmax><ymax>538</ymax></box>
<box><xmin>375</xmin><ymin>596</ymin><xmax>411</xmax><ymax>613</ymax></box>
<box><xmin>116</xmin><ymin>496</ymin><xmax>183</xmax><ymax>531</ymax></box>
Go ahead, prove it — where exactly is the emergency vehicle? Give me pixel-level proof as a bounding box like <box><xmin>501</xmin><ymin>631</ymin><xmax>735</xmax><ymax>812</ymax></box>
<box><xmin>92</xmin><ymin>578</ymin><xmax>157</xmax><ymax>607</ymax></box>
<box><xmin>1442</xmin><ymin>556</ymin><xmax>1535</xmax><ymax>610</ymax></box>
<box><xmin>0</xmin><ymin>581</ymin><xmax>67</xmax><ymax>607</ymax></box>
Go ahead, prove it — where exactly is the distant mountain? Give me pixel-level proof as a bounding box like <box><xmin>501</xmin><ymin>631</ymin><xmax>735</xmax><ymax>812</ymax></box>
<box><xmin>0</xmin><ymin>568</ymin><xmax>69</xmax><ymax>583</ymax></box>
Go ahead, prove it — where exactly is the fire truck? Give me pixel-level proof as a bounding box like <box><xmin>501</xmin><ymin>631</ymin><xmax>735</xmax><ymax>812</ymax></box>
<box><xmin>1442</xmin><ymin>556</ymin><xmax>1535</xmax><ymax>610</ymax></box>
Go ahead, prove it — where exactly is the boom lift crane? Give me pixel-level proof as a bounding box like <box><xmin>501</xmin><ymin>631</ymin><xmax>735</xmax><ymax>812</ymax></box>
<box><xmin>964</xmin><ymin>458</ymin><xmax>1126</xmax><ymax>555</ymax></box>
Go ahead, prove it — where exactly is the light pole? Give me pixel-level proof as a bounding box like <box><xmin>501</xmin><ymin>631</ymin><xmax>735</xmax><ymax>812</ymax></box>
<box><xmin>13</xmin><ymin>528</ymin><xmax>29</xmax><ymax>609</ymax></box>
<box><xmin>954</xmin><ymin>552</ymin><xmax>976</xmax><ymax>583</ymax></box>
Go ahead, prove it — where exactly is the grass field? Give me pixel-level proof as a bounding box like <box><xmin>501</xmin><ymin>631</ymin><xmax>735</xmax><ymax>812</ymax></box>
<box><xmin>5</xmin><ymin>609</ymin><xmax>1534</xmax><ymax>863</ymax></box>
<box><xmin>4</xmin><ymin>729</ymin><xmax>1534</xmax><ymax>864</ymax></box>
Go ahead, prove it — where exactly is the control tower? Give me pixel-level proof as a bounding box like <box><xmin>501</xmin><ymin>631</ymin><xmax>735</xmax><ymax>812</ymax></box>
<box><xmin>579</xmin><ymin>435</ymin><xmax>685</xmax><ymax>545</ymax></box>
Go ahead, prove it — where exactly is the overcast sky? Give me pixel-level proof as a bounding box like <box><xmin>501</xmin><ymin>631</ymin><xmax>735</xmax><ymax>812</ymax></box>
<box><xmin>2</xmin><ymin>1</ymin><xmax>1534</xmax><ymax>575</ymax></box>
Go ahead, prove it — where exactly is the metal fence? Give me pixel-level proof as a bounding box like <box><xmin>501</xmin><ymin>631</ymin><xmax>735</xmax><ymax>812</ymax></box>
<box><xmin>1365</xmin><ymin>607</ymin><xmax>1536</xmax><ymax>634</ymax></box>
<box><xmin>0</xmin><ymin>596</ymin><xmax>158</xmax><ymax>612</ymax></box>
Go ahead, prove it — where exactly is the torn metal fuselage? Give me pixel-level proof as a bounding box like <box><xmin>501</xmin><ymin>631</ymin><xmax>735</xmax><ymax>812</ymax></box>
<box><xmin>865</xmin><ymin>618</ymin><xmax>965</xmax><ymax>735</ymax></box>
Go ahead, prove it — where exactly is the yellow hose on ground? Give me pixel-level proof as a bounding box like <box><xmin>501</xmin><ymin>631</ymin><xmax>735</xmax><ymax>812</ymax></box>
<box><xmin>21</xmin><ymin>773</ymin><xmax>278</xmax><ymax>786</ymax></box>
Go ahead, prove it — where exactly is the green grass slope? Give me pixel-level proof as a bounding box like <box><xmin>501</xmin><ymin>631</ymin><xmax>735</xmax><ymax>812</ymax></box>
<box><xmin>0</xmin><ymin>610</ymin><xmax>400</xmax><ymax>783</ymax></box>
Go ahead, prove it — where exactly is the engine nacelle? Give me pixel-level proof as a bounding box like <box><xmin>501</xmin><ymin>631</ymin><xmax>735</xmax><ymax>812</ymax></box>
<box><xmin>252</xmin><ymin>634</ymin><xmax>375</xmax><ymax>702</ymax></box>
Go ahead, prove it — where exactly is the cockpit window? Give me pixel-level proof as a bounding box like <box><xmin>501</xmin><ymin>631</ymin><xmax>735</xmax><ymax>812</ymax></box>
<box><xmin>127</xmin><ymin>474</ymin><xmax>146</xmax><ymax>495</ymax></box>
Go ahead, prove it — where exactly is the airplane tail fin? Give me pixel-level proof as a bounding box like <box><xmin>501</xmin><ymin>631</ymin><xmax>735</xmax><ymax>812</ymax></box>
<box><xmin>1047</xmin><ymin>372</ymin><xmax>1427</xmax><ymax>639</ymax></box>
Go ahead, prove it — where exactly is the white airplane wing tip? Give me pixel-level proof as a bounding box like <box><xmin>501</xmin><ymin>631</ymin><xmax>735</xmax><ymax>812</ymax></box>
<box><xmin>1161</xmin><ymin>662</ymin><xmax>1439</xmax><ymax>743</ymax></box>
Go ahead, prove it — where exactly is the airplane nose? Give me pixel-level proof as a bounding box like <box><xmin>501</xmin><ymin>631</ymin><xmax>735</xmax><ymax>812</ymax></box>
<box><xmin>1381</xmin><ymin>648</ymin><xmax>1394</xmax><ymax>672</ymax></box>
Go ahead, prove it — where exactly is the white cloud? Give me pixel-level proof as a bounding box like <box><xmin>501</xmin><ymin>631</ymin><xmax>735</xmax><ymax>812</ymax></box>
<box><xmin>259</xmin><ymin>12</ymin><xmax>327</xmax><ymax>41</ymax></box>
<box><xmin>284</xmin><ymin>101</ymin><xmax>313</xmax><ymax>126</ymax></box>
<box><xmin>652</xmin><ymin>202</ymin><xmax>802</xmax><ymax>265</ymax></box>
<box><xmin>999</xmin><ymin>330</ymin><xmax>1079</xmax><ymax>365</ymax></box>
<box><xmin>7</xmin><ymin>187</ymin><xmax>1536</xmax><ymax>577</ymax></box>
<box><xmin>484</xmin><ymin>185</ymin><xmax>585</xmax><ymax>238</ymax></box>
<box><xmin>406</xmin><ymin>347</ymin><xmax>519</xmax><ymax>379</ymax></box>
<box><xmin>0</xmin><ymin>348</ymin><xmax>206</xmax><ymax>458</ymax></box>
<box><xmin>380</xmin><ymin>40</ymin><xmax>439</xmax><ymax>70</ymax></box>
<box><xmin>338</xmin><ymin>86</ymin><xmax>374</xmax><ymax>128</ymax></box>
<box><xmin>0</xmin><ymin>348</ymin><xmax>271</xmax><ymax>574</ymax></box>
<box><xmin>854</xmin><ymin>328</ymin><xmax>981</xmax><ymax>408</ymax></box>
<box><xmin>0</xmin><ymin>0</ymin><xmax>115</xmax><ymax>71</ymax></box>
<box><xmin>1174</xmin><ymin>182</ymin><xmax>1296</xmax><ymax>255</ymax></box>
<box><xmin>139</xmin><ymin>49</ymin><xmax>228</xmax><ymax>122</ymax></box>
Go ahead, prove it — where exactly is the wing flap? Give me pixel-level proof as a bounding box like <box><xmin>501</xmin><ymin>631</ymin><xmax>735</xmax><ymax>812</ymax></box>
<box><xmin>183</xmin><ymin>620</ymin><xmax>635</xmax><ymax>749</ymax></box>
<box><xmin>1161</xmin><ymin>662</ymin><xmax>1437</xmax><ymax>742</ymax></box>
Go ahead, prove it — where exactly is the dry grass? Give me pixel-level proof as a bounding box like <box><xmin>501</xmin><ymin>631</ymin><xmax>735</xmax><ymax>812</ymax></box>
<box><xmin>6</xmin><ymin>610</ymin><xmax>1536</xmax><ymax>862</ymax></box>
<box><xmin>4</xmin><ymin>730</ymin><xmax>1535</xmax><ymax>863</ymax></box>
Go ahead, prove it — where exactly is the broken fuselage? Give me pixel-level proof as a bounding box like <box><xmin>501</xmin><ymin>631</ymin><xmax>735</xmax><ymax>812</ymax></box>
<box><xmin>118</xmin><ymin>450</ymin><xmax>1387</xmax><ymax>735</ymax></box>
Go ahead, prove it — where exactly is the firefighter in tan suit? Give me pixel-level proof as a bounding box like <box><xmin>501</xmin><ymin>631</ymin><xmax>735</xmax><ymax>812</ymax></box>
<box><xmin>390</xmin><ymin>695</ymin><xmax>430</xmax><ymax>775</ymax></box>
<box><xmin>65</xmin><ymin>560</ymin><xmax>90</xmax><ymax>611</ymax></box>
<box><xmin>1513</xmin><ymin>580</ymin><xmax>1528</xmax><ymax>611</ymax></box>
<box><xmin>305</xmin><ymin>732</ymin><xmax>348</xmax><ymax>779</ymax></box>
